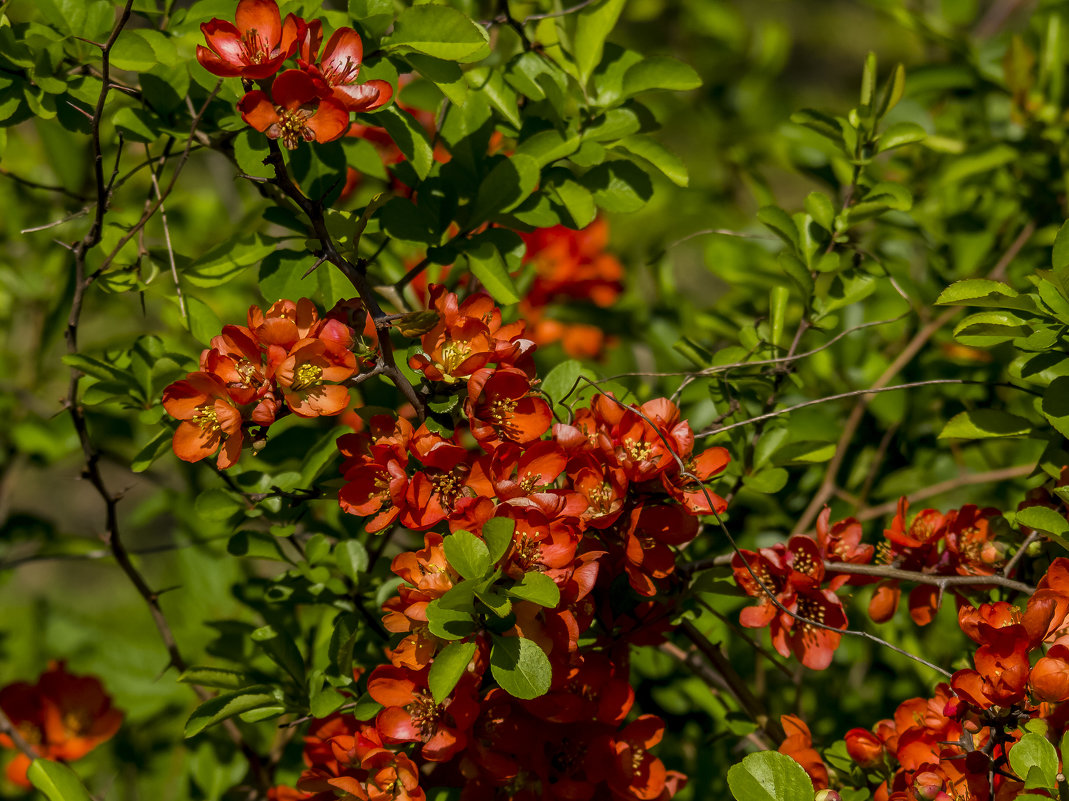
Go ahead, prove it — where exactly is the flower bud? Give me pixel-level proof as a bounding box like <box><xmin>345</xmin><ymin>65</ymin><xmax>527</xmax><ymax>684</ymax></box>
<box><xmin>814</xmin><ymin>791</ymin><xmax>841</xmax><ymax>801</ymax></box>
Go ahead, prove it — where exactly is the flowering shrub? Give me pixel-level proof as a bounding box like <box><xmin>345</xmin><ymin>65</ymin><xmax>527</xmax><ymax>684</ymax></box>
<box><xmin>7</xmin><ymin>1</ymin><xmax>1069</xmax><ymax>800</ymax></box>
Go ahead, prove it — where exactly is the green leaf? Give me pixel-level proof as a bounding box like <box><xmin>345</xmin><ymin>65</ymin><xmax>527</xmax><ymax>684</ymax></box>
<box><xmin>489</xmin><ymin>635</ymin><xmax>552</xmax><ymax>700</ymax></box>
<box><xmin>27</xmin><ymin>759</ymin><xmax>92</xmax><ymax>801</ymax></box>
<box><xmin>581</xmin><ymin>159</ymin><xmax>653</xmax><ymax>212</ymax></box>
<box><xmin>514</xmin><ymin>129</ymin><xmax>582</xmax><ymax>168</ymax></box>
<box><xmin>506</xmin><ymin>572</ymin><xmax>560</xmax><ymax>608</ymax></box>
<box><xmin>443</xmin><ymin>529</ymin><xmax>492</xmax><ymax>580</ymax></box>
<box><xmin>935</xmin><ymin>278</ymin><xmax>1037</xmax><ymax>312</ymax></box>
<box><xmin>1042</xmin><ymin>377</ymin><xmax>1069</xmax><ymax>439</ymax></box>
<box><xmin>727</xmin><ymin>751</ymin><xmax>814</xmax><ymax>801</ymax></box>
<box><xmin>1008</xmin><ymin>733</ymin><xmax>1059</xmax><ymax>791</ymax></box>
<box><xmin>1017</xmin><ymin>506</ymin><xmax>1069</xmax><ymax>538</ymax></box>
<box><xmin>185</xmin><ymin>234</ymin><xmax>275</xmax><ymax>288</ymax></box>
<box><xmin>790</xmin><ymin>108</ymin><xmax>843</xmax><ymax>144</ymax></box>
<box><xmin>460</xmin><ymin>237</ymin><xmax>521</xmax><ymax>305</ymax></box>
<box><xmin>406</xmin><ymin>53</ymin><xmax>467</xmax><ymax>105</ymax></box>
<box><xmin>375</xmin><ymin>105</ymin><xmax>435</xmax><ymax>179</ymax></box>
<box><xmin>336</xmin><ymin>540</ymin><xmax>370</xmax><ymax>581</ymax></box>
<box><xmin>178</xmin><ymin>667</ymin><xmax>253</xmax><ymax>690</ymax></box>
<box><xmin>62</xmin><ymin>353</ymin><xmax>139</xmax><ymax>389</ymax></box>
<box><xmin>482</xmin><ymin>517</ymin><xmax>516</xmax><ymax>564</ymax></box>
<box><xmin>113</xmin><ymin>106</ymin><xmax>160</xmax><ymax>143</ymax></box>
<box><xmin>877</xmin><ymin>121</ymin><xmax>926</xmax><ymax>152</ymax></box>
<box><xmin>745</xmin><ymin>467</ymin><xmax>788</xmax><ymax>494</ymax></box>
<box><xmin>195</xmin><ymin>489</ymin><xmax>243</xmax><ymax>521</ymax></box>
<box><xmin>953</xmin><ymin>310</ymin><xmax>1032</xmax><ymax>347</ymax></box>
<box><xmin>426</xmin><ymin>598</ymin><xmax>478</xmax><ymax>640</ymax></box>
<box><xmin>130</xmin><ymin>428</ymin><xmax>173</xmax><ymax>472</ymax></box>
<box><xmin>621</xmin><ymin>56</ymin><xmax>702</xmax><ymax>94</ymax></box>
<box><xmin>184</xmin><ymin>685</ymin><xmax>282</xmax><ymax>737</ymax></box>
<box><xmin>574</xmin><ymin>0</ymin><xmax>626</xmax><ymax>88</ymax></box>
<box><xmin>466</xmin><ymin>66</ymin><xmax>521</xmax><ymax>129</ymax></box>
<box><xmin>804</xmin><ymin>191</ymin><xmax>836</xmax><ymax>232</ymax></box>
<box><xmin>428</xmin><ymin>640</ymin><xmax>478</xmax><ymax>704</ymax></box>
<box><xmin>875</xmin><ymin>63</ymin><xmax>906</xmax><ymax>118</ymax></box>
<box><xmin>757</xmin><ymin>205</ymin><xmax>800</xmax><ymax>250</ymax></box>
<box><xmin>385</xmin><ymin>5</ymin><xmax>489</xmax><ymax>63</ymax></box>
<box><xmin>1054</xmin><ymin>220</ymin><xmax>1069</xmax><ymax>282</ymax></box>
<box><xmin>251</xmin><ymin>625</ymin><xmax>305</xmax><ymax>683</ymax></box>
<box><xmin>860</xmin><ymin>51</ymin><xmax>877</xmax><ymax>109</ymax></box>
<box><xmin>612</xmin><ymin>136</ymin><xmax>688</xmax><ymax>187</ymax></box>
<box><xmin>471</xmin><ymin>154</ymin><xmax>541</xmax><ymax>222</ymax></box>
<box><xmin>541</xmin><ymin>359</ymin><xmax>584</xmax><ymax>408</ymax></box>
<box><xmin>939</xmin><ymin>409</ymin><xmax>1034</xmax><ymax>440</ymax></box>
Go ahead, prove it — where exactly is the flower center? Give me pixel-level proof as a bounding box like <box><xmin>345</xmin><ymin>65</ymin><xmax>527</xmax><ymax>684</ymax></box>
<box><xmin>623</xmin><ymin>438</ymin><xmax>655</xmax><ymax>463</ymax></box>
<box><xmin>405</xmin><ymin>690</ymin><xmax>442</xmax><ymax>740</ymax></box>
<box><xmin>17</xmin><ymin>721</ymin><xmax>42</xmax><ymax>746</ymax></box>
<box><xmin>439</xmin><ymin>340</ymin><xmax>472</xmax><ymax>377</ymax></box>
<box><xmin>430</xmin><ymin>469</ymin><xmax>465</xmax><ymax>509</ymax></box>
<box><xmin>273</xmin><ymin>106</ymin><xmax>317</xmax><ymax>150</ymax></box>
<box><xmin>518</xmin><ymin>472</ymin><xmax>540</xmax><ymax>494</ymax></box>
<box><xmin>292</xmin><ymin>362</ymin><xmax>323</xmax><ymax>390</ymax></box>
<box><xmin>193</xmin><ymin>405</ymin><xmax>221</xmax><ymax>433</ymax></box>
<box><xmin>241</xmin><ymin>28</ymin><xmax>270</xmax><ymax>64</ymax></box>
<box><xmin>63</xmin><ymin>708</ymin><xmax>92</xmax><ymax>736</ymax></box>
<box><xmin>323</xmin><ymin>56</ymin><xmax>360</xmax><ymax>86</ymax></box>
<box><xmin>797</xmin><ymin>596</ymin><xmax>827</xmax><ymax>635</ymax></box>
<box><xmin>513</xmin><ymin>532</ymin><xmax>542</xmax><ymax>572</ymax></box>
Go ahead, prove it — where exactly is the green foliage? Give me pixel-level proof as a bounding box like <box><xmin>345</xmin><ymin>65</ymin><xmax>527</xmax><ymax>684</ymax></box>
<box><xmin>727</xmin><ymin>752</ymin><xmax>814</xmax><ymax>801</ymax></box>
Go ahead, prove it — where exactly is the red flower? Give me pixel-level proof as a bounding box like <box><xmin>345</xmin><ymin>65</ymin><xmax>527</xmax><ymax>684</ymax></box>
<box><xmin>779</xmin><ymin>714</ymin><xmax>829</xmax><ymax>790</ymax></box>
<box><xmin>1031</xmin><ymin>643</ymin><xmax>1069</xmax><ymax>702</ymax></box>
<box><xmin>298</xmin><ymin>23</ymin><xmax>393</xmax><ymax>112</ymax></box>
<box><xmin>0</xmin><ymin>663</ymin><xmax>122</xmax><ymax>788</ymax></box>
<box><xmin>239</xmin><ymin>69</ymin><xmax>350</xmax><ymax>149</ymax></box>
<box><xmin>196</xmin><ymin>0</ymin><xmax>302</xmax><ymax>79</ymax></box>
<box><xmin>367</xmin><ymin>665</ymin><xmax>479</xmax><ymax>762</ymax></box>
<box><xmin>466</xmin><ymin>367</ymin><xmax>552</xmax><ymax>446</ymax></box>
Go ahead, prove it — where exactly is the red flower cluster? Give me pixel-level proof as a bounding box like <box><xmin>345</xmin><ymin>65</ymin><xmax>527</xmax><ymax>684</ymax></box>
<box><xmin>0</xmin><ymin>662</ymin><xmax>122</xmax><ymax>788</ymax></box>
<box><xmin>731</xmin><ymin>534</ymin><xmax>849</xmax><ymax>670</ymax></box>
<box><xmin>518</xmin><ymin>218</ymin><xmax>625</xmax><ymax>359</ymax></box>
<box><xmin>196</xmin><ymin>0</ymin><xmax>392</xmax><ymax>148</ymax></box>
<box><xmin>283</xmin><ymin>285</ymin><xmax>732</xmax><ymax>799</ymax></box>
<box><xmin>867</xmin><ymin>499</ymin><xmax>1006</xmax><ymax>626</ymax></box>
<box><xmin>277</xmin><ymin>659</ymin><xmax>685</xmax><ymax>801</ymax></box>
<box><xmin>163</xmin><ymin>298</ymin><xmax>368</xmax><ymax>468</ymax></box>
<box><xmin>824</xmin><ymin>559</ymin><xmax>1069</xmax><ymax>801</ymax></box>
<box><xmin>733</xmin><ymin>500</ymin><xmax>1015</xmax><ymax>671</ymax></box>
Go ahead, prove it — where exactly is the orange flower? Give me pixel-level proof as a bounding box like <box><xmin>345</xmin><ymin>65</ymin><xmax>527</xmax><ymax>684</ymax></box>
<box><xmin>274</xmin><ymin>338</ymin><xmax>356</xmax><ymax>417</ymax></box>
<box><xmin>239</xmin><ymin>69</ymin><xmax>350</xmax><ymax>149</ymax></box>
<box><xmin>779</xmin><ymin>714</ymin><xmax>829</xmax><ymax>789</ymax></box>
<box><xmin>162</xmin><ymin>371</ymin><xmax>244</xmax><ymax>468</ymax></box>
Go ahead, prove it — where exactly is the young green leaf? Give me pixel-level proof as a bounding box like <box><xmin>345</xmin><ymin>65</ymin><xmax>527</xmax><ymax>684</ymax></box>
<box><xmin>574</xmin><ymin>0</ymin><xmax>627</xmax><ymax>89</ymax></box>
<box><xmin>506</xmin><ymin>572</ymin><xmax>561</xmax><ymax>608</ymax></box>
<box><xmin>443</xmin><ymin>530</ymin><xmax>492</xmax><ymax>579</ymax></box>
<box><xmin>184</xmin><ymin>685</ymin><xmax>283</xmax><ymax>738</ymax></box>
<box><xmin>489</xmin><ymin>635</ymin><xmax>552</xmax><ymax>700</ymax></box>
<box><xmin>727</xmin><ymin>750</ymin><xmax>814</xmax><ymax>801</ymax></box>
<box><xmin>385</xmin><ymin>5</ymin><xmax>489</xmax><ymax>62</ymax></box>
<box><xmin>27</xmin><ymin>759</ymin><xmax>92</xmax><ymax>801</ymax></box>
<box><xmin>482</xmin><ymin>517</ymin><xmax>517</xmax><ymax>565</ymax></box>
<box><xmin>428</xmin><ymin>640</ymin><xmax>478</xmax><ymax>704</ymax></box>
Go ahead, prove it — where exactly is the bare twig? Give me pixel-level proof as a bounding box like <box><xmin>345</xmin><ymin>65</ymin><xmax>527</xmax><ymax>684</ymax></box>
<box><xmin>790</xmin><ymin>221</ymin><xmax>1035</xmax><ymax>536</ymax></box>
<box><xmin>0</xmin><ymin>706</ymin><xmax>39</xmax><ymax>762</ymax></box>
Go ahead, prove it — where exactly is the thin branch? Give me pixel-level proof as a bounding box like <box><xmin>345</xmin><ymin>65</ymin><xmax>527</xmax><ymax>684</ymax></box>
<box><xmin>698</xmin><ymin>379</ymin><xmax>978</xmax><ymax>438</ymax></box>
<box><xmin>0</xmin><ymin>166</ymin><xmax>85</xmax><ymax>200</ymax></box>
<box><xmin>0</xmin><ymin>706</ymin><xmax>39</xmax><ymax>762</ymax></box>
<box><xmin>853</xmin><ymin>464</ymin><xmax>1035</xmax><ymax>522</ymax></box>
<box><xmin>790</xmin><ymin>221</ymin><xmax>1035</xmax><ymax>536</ymax></box>
<box><xmin>145</xmin><ymin>141</ymin><xmax>186</xmax><ymax>319</ymax></box>
<box><xmin>1003</xmin><ymin>531</ymin><xmax>1041</xmax><ymax>578</ymax></box>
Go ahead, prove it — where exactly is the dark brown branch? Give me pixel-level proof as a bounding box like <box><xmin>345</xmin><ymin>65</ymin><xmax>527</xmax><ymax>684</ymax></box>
<box><xmin>0</xmin><ymin>706</ymin><xmax>39</xmax><ymax>762</ymax></box>
<box><xmin>260</xmin><ymin>143</ymin><xmax>426</xmax><ymax>421</ymax></box>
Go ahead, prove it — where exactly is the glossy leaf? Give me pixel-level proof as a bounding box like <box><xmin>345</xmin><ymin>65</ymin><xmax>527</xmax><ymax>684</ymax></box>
<box><xmin>489</xmin><ymin>635</ymin><xmax>552</xmax><ymax>700</ymax></box>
